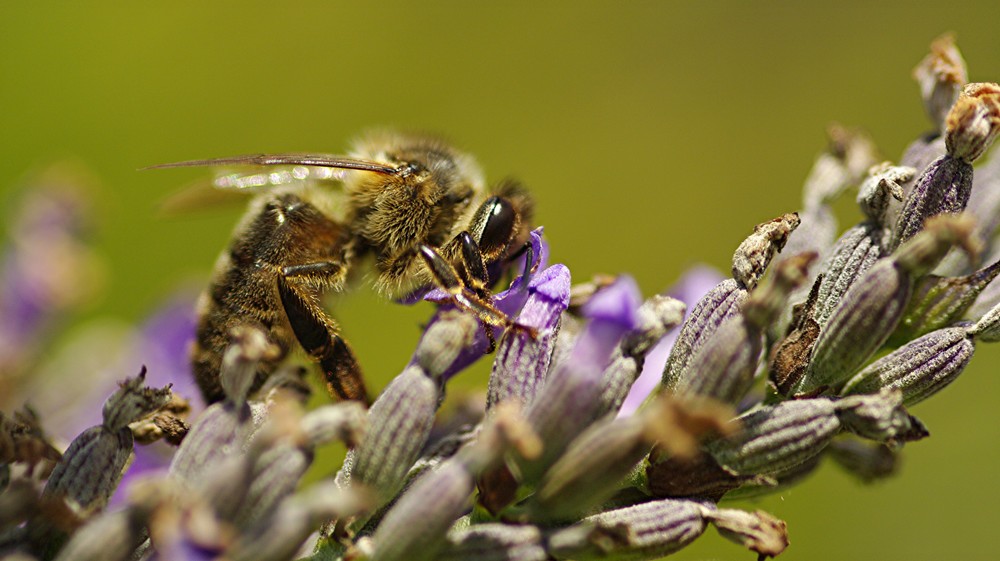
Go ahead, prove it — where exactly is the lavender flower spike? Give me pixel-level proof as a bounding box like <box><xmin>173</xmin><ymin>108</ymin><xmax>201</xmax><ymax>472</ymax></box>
<box><xmin>488</xmin><ymin>262</ymin><xmax>571</xmax><ymax>409</ymax></box>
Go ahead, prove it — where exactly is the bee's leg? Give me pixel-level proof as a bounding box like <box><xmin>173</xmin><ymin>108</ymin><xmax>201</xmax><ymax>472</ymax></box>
<box><xmin>439</xmin><ymin>231</ymin><xmax>491</xmax><ymax>296</ymax></box>
<box><xmin>281</xmin><ymin>261</ymin><xmax>346</xmax><ymax>289</ymax></box>
<box><xmin>276</xmin><ymin>274</ymin><xmax>370</xmax><ymax>404</ymax></box>
<box><xmin>419</xmin><ymin>245</ymin><xmax>537</xmax><ymax>352</ymax></box>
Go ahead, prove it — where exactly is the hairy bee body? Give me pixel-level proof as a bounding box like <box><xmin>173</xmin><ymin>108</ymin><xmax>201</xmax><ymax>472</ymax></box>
<box><xmin>192</xmin><ymin>190</ymin><xmax>359</xmax><ymax>402</ymax></box>
<box><xmin>167</xmin><ymin>132</ymin><xmax>533</xmax><ymax>404</ymax></box>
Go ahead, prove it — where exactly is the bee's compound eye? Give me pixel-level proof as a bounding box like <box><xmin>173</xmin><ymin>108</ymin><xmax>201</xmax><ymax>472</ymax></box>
<box><xmin>472</xmin><ymin>196</ymin><xmax>517</xmax><ymax>260</ymax></box>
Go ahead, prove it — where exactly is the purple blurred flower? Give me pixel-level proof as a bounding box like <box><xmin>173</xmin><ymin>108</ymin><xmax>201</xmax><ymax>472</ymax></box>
<box><xmin>0</xmin><ymin>180</ymin><xmax>102</xmax><ymax>383</ymax></box>
<box><xmin>109</xmin><ymin>293</ymin><xmax>198</xmax><ymax>507</ymax></box>
<box><xmin>519</xmin><ymin>275</ymin><xmax>641</xmax><ymax>479</ymax></box>
<box><xmin>618</xmin><ymin>265</ymin><xmax>725</xmax><ymax>416</ymax></box>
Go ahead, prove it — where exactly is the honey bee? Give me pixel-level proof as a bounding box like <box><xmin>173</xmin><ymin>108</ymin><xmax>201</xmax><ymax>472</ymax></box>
<box><xmin>152</xmin><ymin>132</ymin><xmax>534</xmax><ymax>404</ymax></box>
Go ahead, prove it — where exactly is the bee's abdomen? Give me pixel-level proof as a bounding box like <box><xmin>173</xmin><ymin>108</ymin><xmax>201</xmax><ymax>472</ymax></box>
<box><xmin>192</xmin><ymin>264</ymin><xmax>290</xmax><ymax>403</ymax></box>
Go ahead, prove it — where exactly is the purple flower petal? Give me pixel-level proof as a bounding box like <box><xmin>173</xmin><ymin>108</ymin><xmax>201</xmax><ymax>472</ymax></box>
<box><xmin>619</xmin><ymin>265</ymin><xmax>724</xmax><ymax>416</ymax></box>
<box><xmin>520</xmin><ymin>275</ymin><xmax>641</xmax><ymax>480</ymax></box>
<box><xmin>133</xmin><ymin>293</ymin><xmax>200</xmax><ymax>409</ymax></box>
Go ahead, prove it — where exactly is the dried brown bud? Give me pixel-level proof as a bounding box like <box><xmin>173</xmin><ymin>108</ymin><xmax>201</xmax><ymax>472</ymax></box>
<box><xmin>732</xmin><ymin>213</ymin><xmax>800</xmax><ymax>290</ymax></box>
<box><xmin>945</xmin><ymin>82</ymin><xmax>1000</xmax><ymax>163</ymax></box>
<box><xmin>913</xmin><ymin>34</ymin><xmax>967</xmax><ymax>130</ymax></box>
<box><xmin>706</xmin><ymin>508</ymin><xmax>789</xmax><ymax>558</ymax></box>
<box><xmin>857</xmin><ymin>162</ymin><xmax>911</xmax><ymax>224</ymax></box>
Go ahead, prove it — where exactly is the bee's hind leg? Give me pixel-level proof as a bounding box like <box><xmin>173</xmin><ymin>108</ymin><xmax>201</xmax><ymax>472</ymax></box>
<box><xmin>276</xmin><ymin>273</ymin><xmax>370</xmax><ymax>404</ymax></box>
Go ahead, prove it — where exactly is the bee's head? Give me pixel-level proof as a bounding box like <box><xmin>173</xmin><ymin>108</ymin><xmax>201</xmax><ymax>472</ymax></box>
<box><xmin>469</xmin><ymin>179</ymin><xmax>535</xmax><ymax>278</ymax></box>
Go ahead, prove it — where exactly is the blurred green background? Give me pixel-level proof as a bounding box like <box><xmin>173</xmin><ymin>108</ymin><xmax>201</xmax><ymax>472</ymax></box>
<box><xmin>3</xmin><ymin>2</ymin><xmax>999</xmax><ymax>559</ymax></box>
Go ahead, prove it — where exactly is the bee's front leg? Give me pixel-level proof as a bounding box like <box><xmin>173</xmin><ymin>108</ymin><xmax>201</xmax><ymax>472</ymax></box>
<box><xmin>276</xmin><ymin>265</ymin><xmax>370</xmax><ymax>404</ymax></box>
<box><xmin>438</xmin><ymin>231</ymin><xmax>491</xmax><ymax>297</ymax></box>
<box><xmin>418</xmin><ymin>244</ymin><xmax>537</xmax><ymax>353</ymax></box>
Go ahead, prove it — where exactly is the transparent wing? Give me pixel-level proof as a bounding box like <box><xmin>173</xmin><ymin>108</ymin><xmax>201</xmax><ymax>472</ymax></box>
<box><xmin>147</xmin><ymin>153</ymin><xmax>399</xmax><ymax>192</ymax></box>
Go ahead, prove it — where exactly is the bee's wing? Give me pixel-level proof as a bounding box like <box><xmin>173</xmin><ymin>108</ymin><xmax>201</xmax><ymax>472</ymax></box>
<box><xmin>156</xmin><ymin>177</ymin><xmax>255</xmax><ymax>216</ymax></box>
<box><xmin>149</xmin><ymin>153</ymin><xmax>400</xmax><ymax>215</ymax></box>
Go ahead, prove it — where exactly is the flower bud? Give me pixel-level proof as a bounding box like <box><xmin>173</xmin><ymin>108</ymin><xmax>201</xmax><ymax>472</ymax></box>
<box><xmin>834</xmin><ymin>391</ymin><xmax>918</xmax><ymax>442</ymax></box>
<box><xmin>44</xmin><ymin>371</ymin><xmax>170</xmax><ymax>512</ymax></box>
<box><xmin>414</xmin><ymin>311</ymin><xmax>479</xmax><ymax>379</ymax></box>
<box><xmin>520</xmin><ymin>276</ymin><xmax>640</xmax><ymax>481</ymax></box>
<box><xmin>827</xmin><ymin>438</ymin><xmax>899</xmax><ymax>483</ymax></box>
<box><xmin>661</xmin><ymin>279</ymin><xmax>747</xmax><ymax>392</ymax></box>
<box><xmin>487</xmin><ymin>264</ymin><xmax>570</xmax><ymax>409</ymax></box>
<box><xmin>547</xmin><ymin>499</ymin><xmax>711</xmax><ymax>560</ymax></box>
<box><xmin>857</xmin><ymin>163</ymin><xmax>911</xmax><ymax>226</ymax></box>
<box><xmin>970</xmin><ymin>299</ymin><xmax>1000</xmax><ymax>342</ymax></box>
<box><xmin>731</xmin><ymin>213</ymin><xmax>800</xmax><ymax>291</ymax></box>
<box><xmin>52</xmin><ymin>506</ymin><xmax>151</xmax><ymax>561</ymax></box>
<box><xmin>842</xmin><ymin>326</ymin><xmax>974</xmax><ymax>406</ymax></box>
<box><xmin>439</xmin><ymin>524</ymin><xmax>546</xmax><ymax>561</ymax></box>
<box><xmin>368</xmin><ymin>456</ymin><xmax>475</xmax><ymax>561</ymax></box>
<box><xmin>812</xmin><ymin>225</ymin><xmax>885</xmax><ymax>328</ymax></box>
<box><xmin>548</xmin><ymin>499</ymin><xmax>788</xmax><ymax>560</ymax></box>
<box><xmin>707</xmin><ymin>399</ymin><xmax>840</xmax><ymax>477</ymax></box>
<box><xmin>677</xmin><ymin>254</ymin><xmax>813</xmax><ymax>404</ymax></box>
<box><xmin>890</xmin><ymin>259</ymin><xmax>1000</xmax><ymax>344</ymax></box>
<box><xmin>800</xmin><ymin>215</ymin><xmax>977</xmax><ymax>393</ymax></box>
<box><xmin>227</xmin><ymin>482</ymin><xmax>370</xmax><ymax>561</ymax></box>
<box><xmin>349</xmin><ymin>366</ymin><xmax>439</xmax><ymax>505</ymax></box>
<box><xmin>705</xmin><ymin>508</ymin><xmax>789</xmax><ymax>559</ymax></box>
<box><xmin>531</xmin><ymin>396</ymin><xmax>731</xmax><ymax>522</ymax></box>
<box><xmin>597</xmin><ymin>295</ymin><xmax>685</xmax><ymax>417</ymax></box>
<box><xmin>891</xmin><ymin>155</ymin><xmax>973</xmax><ymax>250</ymax></box>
